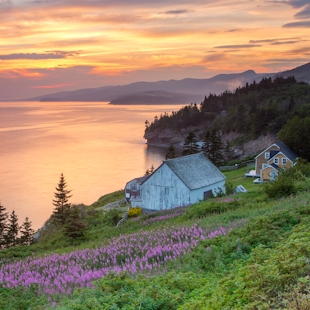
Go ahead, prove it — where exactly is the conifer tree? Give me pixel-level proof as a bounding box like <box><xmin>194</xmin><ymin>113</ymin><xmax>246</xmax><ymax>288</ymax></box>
<box><xmin>202</xmin><ymin>129</ymin><xmax>224</xmax><ymax>166</ymax></box>
<box><xmin>63</xmin><ymin>206</ymin><xmax>87</xmax><ymax>241</ymax></box>
<box><xmin>53</xmin><ymin>173</ymin><xmax>72</xmax><ymax>225</ymax></box>
<box><xmin>0</xmin><ymin>204</ymin><xmax>8</xmax><ymax>249</ymax></box>
<box><xmin>144</xmin><ymin>165</ymin><xmax>155</xmax><ymax>176</ymax></box>
<box><xmin>165</xmin><ymin>144</ymin><xmax>177</xmax><ymax>160</ymax></box>
<box><xmin>182</xmin><ymin>132</ymin><xmax>200</xmax><ymax>156</ymax></box>
<box><xmin>5</xmin><ymin>210</ymin><xmax>20</xmax><ymax>247</ymax></box>
<box><xmin>19</xmin><ymin>217</ymin><xmax>35</xmax><ymax>245</ymax></box>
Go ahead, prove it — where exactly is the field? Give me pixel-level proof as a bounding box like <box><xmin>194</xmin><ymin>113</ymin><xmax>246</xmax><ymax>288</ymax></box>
<box><xmin>0</xmin><ymin>167</ymin><xmax>310</xmax><ymax>309</ymax></box>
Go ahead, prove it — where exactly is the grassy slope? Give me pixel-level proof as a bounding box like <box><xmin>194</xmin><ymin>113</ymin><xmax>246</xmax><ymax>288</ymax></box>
<box><xmin>1</xmin><ymin>168</ymin><xmax>310</xmax><ymax>309</ymax></box>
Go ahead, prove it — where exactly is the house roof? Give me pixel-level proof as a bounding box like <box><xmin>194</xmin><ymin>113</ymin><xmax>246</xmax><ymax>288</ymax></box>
<box><xmin>163</xmin><ymin>152</ymin><xmax>226</xmax><ymax>190</ymax></box>
<box><xmin>125</xmin><ymin>175</ymin><xmax>149</xmax><ymax>188</ymax></box>
<box><xmin>255</xmin><ymin>140</ymin><xmax>298</xmax><ymax>161</ymax></box>
<box><xmin>274</xmin><ymin>140</ymin><xmax>298</xmax><ymax>161</ymax></box>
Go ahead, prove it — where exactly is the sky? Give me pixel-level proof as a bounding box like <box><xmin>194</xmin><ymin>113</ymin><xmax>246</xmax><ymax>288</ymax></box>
<box><xmin>0</xmin><ymin>0</ymin><xmax>309</xmax><ymax>99</ymax></box>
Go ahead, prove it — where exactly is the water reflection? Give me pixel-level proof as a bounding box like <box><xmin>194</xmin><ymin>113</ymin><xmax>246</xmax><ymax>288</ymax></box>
<box><xmin>0</xmin><ymin>101</ymin><xmax>184</xmax><ymax>229</ymax></box>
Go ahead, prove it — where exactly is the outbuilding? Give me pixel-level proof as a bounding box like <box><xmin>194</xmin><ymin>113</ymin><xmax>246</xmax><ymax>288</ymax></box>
<box><xmin>141</xmin><ymin>152</ymin><xmax>226</xmax><ymax>211</ymax></box>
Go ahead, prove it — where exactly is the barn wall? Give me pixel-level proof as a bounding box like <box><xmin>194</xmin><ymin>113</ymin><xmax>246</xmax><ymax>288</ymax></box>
<box><xmin>189</xmin><ymin>180</ymin><xmax>226</xmax><ymax>203</ymax></box>
<box><xmin>141</xmin><ymin>164</ymin><xmax>190</xmax><ymax>211</ymax></box>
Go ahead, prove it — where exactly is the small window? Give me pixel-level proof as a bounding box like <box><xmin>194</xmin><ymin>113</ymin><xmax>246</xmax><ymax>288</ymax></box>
<box><xmin>262</xmin><ymin>164</ymin><xmax>268</xmax><ymax>169</ymax></box>
<box><xmin>274</xmin><ymin>158</ymin><xmax>279</xmax><ymax>164</ymax></box>
<box><xmin>203</xmin><ymin>190</ymin><xmax>212</xmax><ymax>200</ymax></box>
<box><xmin>265</xmin><ymin>152</ymin><xmax>270</xmax><ymax>159</ymax></box>
<box><xmin>282</xmin><ymin>158</ymin><xmax>287</xmax><ymax>165</ymax></box>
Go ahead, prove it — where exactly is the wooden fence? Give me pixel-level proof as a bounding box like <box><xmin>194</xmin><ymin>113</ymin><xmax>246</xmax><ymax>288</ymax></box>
<box><xmin>220</xmin><ymin>159</ymin><xmax>255</xmax><ymax>171</ymax></box>
<box><xmin>96</xmin><ymin>197</ymin><xmax>129</xmax><ymax>212</ymax></box>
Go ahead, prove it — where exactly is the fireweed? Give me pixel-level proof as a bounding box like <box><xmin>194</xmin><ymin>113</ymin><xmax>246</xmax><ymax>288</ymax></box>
<box><xmin>0</xmin><ymin>220</ymin><xmax>246</xmax><ymax>298</ymax></box>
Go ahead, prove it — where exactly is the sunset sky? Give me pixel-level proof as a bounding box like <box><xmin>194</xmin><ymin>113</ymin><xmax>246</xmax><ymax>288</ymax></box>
<box><xmin>0</xmin><ymin>0</ymin><xmax>309</xmax><ymax>99</ymax></box>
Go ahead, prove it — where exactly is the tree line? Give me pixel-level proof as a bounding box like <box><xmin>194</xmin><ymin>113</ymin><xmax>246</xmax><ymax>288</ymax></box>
<box><xmin>165</xmin><ymin>129</ymin><xmax>232</xmax><ymax>167</ymax></box>
<box><xmin>145</xmin><ymin>76</ymin><xmax>310</xmax><ymax>144</ymax></box>
<box><xmin>0</xmin><ymin>205</ymin><xmax>34</xmax><ymax>249</ymax></box>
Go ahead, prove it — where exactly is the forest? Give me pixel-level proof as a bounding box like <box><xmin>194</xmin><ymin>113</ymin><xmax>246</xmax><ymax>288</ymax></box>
<box><xmin>145</xmin><ymin>76</ymin><xmax>310</xmax><ymax>143</ymax></box>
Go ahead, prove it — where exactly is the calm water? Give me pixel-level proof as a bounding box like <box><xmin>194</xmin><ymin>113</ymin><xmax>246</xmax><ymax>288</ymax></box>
<box><xmin>0</xmin><ymin>101</ymin><xmax>183</xmax><ymax>230</ymax></box>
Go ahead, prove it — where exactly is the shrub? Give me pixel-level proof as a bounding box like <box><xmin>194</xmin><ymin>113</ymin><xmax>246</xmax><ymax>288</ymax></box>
<box><xmin>128</xmin><ymin>207</ymin><xmax>142</xmax><ymax>218</ymax></box>
<box><xmin>263</xmin><ymin>173</ymin><xmax>297</xmax><ymax>198</ymax></box>
<box><xmin>102</xmin><ymin>209</ymin><xmax>122</xmax><ymax>226</ymax></box>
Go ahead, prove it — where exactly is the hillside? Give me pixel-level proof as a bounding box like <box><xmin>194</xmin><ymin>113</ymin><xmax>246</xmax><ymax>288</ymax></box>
<box><xmin>24</xmin><ymin>70</ymin><xmax>262</xmax><ymax>103</ymax></box>
<box><xmin>1</xmin><ymin>164</ymin><xmax>310</xmax><ymax>309</ymax></box>
<box><xmin>110</xmin><ymin>91</ymin><xmax>202</xmax><ymax>105</ymax></box>
<box><xmin>144</xmin><ymin>76</ymin><xmax>310</xmax><ymax>157</ymax></box>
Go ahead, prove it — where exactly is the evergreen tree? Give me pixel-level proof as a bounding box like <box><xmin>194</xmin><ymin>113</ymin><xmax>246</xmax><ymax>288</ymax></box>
<box><xmin>182</xmin><ymin>132</ymin><xmax>200</xmax><ymax>156</ymax></box>
<box><xmin>5</xmin><ymin>210</ymin><xmax>20</xmax><ymax>247</ymax></box>
<box><xmin>224</xmin><ymin>140</ymin><xmax>234</xmax><ymax>163</ymax></box>
<box><xmin>165</xmin><ymin>144</ymin><xmax>177</xmax><ymax>160</ymax></box>
<box><xmin>63</xmin><ymin>206</ymin><xmax>87</xmax><ymax>241</ymax></box>
<box><xmin>53</xmin><ymin>173</ymin><xmax>72</xmax><ymax>225</ymax></box>
<box><xmin>202</xmin><ymin>129</ymin><xmax>224</xmax><ymax>166</ymax></box>
<box><xmin>145</xmin><ymin>165</ymin><xmax>155</xmax><ymax>176</ymax></box>
<box><xmin>278</xmin><ymin>116</ymin><xmax>310</xmax><ymax>161</ymax></box>
<box><xmin>19</xmin><ymin>217</ymin><xmax>35</xmax><ymax>245</ymax></box>
<box><xmin>0</xmin><ymin>204</ymin><xmax>8</xmax><ymax>249</ymax></box>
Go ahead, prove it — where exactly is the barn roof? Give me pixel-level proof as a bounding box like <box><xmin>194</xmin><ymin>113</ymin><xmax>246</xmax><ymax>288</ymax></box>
<box><xmin>164</xmin><ymin>152</ymin><xmax>226</xmax><ymax>190</ymax></box>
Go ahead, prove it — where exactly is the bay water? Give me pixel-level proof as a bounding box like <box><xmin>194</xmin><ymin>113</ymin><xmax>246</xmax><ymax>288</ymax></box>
<box><xmin>0</xmin><ymin>101</ymin><xmax>183</xmax><ymax>230</ymax></box>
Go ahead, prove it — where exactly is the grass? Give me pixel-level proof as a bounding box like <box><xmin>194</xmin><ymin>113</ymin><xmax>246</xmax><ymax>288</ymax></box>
<box><xmin>1</xmin><ymin>166</ymin><xmax>310</xmax><ymax>309</ymax></box>
<box><xmin>223</xmin><ymin>166</ymin><xmax>262</xmax><ymax>193</ymax></box>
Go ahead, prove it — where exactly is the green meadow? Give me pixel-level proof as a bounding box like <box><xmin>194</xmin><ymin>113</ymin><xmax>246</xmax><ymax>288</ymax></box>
<box><xmin>1</xmin><ymin>165</ymin><xmax>310</xmax><ymax>309</ymax></box>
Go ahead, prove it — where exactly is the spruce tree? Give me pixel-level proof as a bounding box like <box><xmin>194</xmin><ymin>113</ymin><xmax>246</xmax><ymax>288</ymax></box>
<box><xmin>63</xmin><ymin>206</ymin><xmax>87</xmax><ymax>241</ymax></box>
<box><xmin>53</xmin><ymin>173</ymin><xmax>72</xmax><ymax>225</ymax></box>
<box><xmin>0</xmin><ymin>204</ymin><xmax>8</xmax><ymax>249</ymax></box>
<box><xmin>5</xmin><ymin>210</ymin><xmax>20</xmax><ymax>247</ymax></box>
<box><xmin>182</xmin><ymin>132</ymin><xmax>200</xmax><ymax>156</ymax></box>
<box><xmin>19</xmin><ymin>217</ymin><xmax>35</xmax><ymax>245</ymax></box>
<box><xmin>165</xmin><ymin>144</ymin><xmax>177</xmax><ymax>160</ymax></box>
<box><xmin>202</xmin><ymin>129</ymin><xmax>224</xmax><ymax>166</ymax></box>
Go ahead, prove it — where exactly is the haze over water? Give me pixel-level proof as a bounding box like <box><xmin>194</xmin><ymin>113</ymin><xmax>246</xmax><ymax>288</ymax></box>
<box><xmin>0</xmin><ymin>101</ymin><xmax>183</xmax><ymax>230</ymax></box>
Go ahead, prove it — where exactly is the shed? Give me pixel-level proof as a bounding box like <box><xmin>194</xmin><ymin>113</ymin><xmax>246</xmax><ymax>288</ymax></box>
<box><xmin>125</xmin><ymin>176</ymin><xmax>149</xmax><ymax>208</ymax></box>
<box><xmin>141</xmin><ymin>152</ymin><xmax>226</xmax><ymax>211</ymax></box>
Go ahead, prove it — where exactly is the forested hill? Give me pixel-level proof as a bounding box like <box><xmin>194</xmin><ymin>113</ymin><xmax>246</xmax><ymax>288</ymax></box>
<box><xmin>144</xmin><ymin>76</ymin><xmax>310</xmax><ymax>147</ymax></box>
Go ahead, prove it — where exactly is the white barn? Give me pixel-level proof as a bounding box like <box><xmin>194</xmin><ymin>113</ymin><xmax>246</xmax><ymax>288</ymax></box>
<box><xmin>141</xmin><ymin>152</ymin><xmax>226</xmax><ymax>211</ymax></box>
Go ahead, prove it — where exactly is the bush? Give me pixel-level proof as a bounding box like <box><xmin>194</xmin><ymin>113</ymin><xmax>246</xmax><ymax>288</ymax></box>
<box><xmin>128</xmin><ymin>207</ymin><xmax>142</xmax><ymax>218</ymax></box>
<box><xmin>263</xmin><ymin>173</ymin><xmax>297</xmax><ymax>198</ymax></box>
<box><xmin>102</xmin><ymin>209</ymin><xmax>122</xmax><ymax>226</ymax></box>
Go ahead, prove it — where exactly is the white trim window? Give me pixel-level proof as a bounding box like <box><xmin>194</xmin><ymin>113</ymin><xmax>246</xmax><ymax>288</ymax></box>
<box><xmin>282</xmin><ymin>158</ymin><xmax>287</xmax><ymax>165</ymax></box>
<box><xmin>274</xmin><ymin>158</ymin><xmax>279</xmax><ymax>164</ymax></box>
<box><xmin>262</xmin><ymin>164</ymin><xmax>268</xmax><ymax>169</ymax></box>
<box><xmin>265</xmin><ymin>152</ymin><xmax>270</xmax><ymax>159</ymax></box>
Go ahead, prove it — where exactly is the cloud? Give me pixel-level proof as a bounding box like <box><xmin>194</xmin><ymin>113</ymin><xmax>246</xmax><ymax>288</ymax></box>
<box><xmin>283</xmin><ymin>20</ymin><xmax>310</xmax><ymax>27</ymax></box>
<box><xmin>215</xmin><ymin>44</ymin><xmax>261</xmax><ymax>49</ymax></box>
<box><xmin>284</xmin><ymin>0</ymin><xmax>309</xmax><ymax>8</ymax></box>
<box><xmin>163</xmin><ymin>9</ymin><xmax>192</xmax><ymax>14</ymax></box>
<box><xmin>0</xmin><ymin>51</ymin><xmax>80</xmax><ymax>60</ymax></box>
<box><xmin>249</xmin><ymin>37</ymin><xmax>302</xmax><ymax>45</ymax></box>
<box><xmin>202</xmin><ymin>53</ymin><xmax>227</xmax><ymax>62</ymax></box>
<box><xmin>294</xmin><ymin>4</ymin><xmax>310</xmax><ymax>19</ymax></box>
<box><xmin>226</xmin><ymin>29</ymin><xmax>242</xmax><ymax>32</ymax></box>
<box><xmin>32</xmin><ymin>83</ymin><xmax>74</xmax><ymax>89</ymax></box>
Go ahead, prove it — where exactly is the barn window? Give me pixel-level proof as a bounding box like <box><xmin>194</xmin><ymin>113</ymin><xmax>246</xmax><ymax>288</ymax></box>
<box><xmin>203</xmin><ymin>190</ymin><xmax>212</xmax><ymax>200</ymax></box>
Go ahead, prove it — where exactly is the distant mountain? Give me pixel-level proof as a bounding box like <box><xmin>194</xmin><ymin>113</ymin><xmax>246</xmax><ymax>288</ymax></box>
<box><xmin>23</xmin><ymin>62</ymin><xmax>310</xmax><ymax>104</ymax></box>
<box><xmin>25</xmin><ymin>70</ymin><xmax>262</xmax><ymax>104</ymax></box>
<box><xmin>110</xmin><ymin>91</ymin><xmax>203</xmax><ymax>105</ymax></box>
<box><xmin>274</xmin><ymin>62</ymin><xmax>310</xmax><ymax>83</ymax></box>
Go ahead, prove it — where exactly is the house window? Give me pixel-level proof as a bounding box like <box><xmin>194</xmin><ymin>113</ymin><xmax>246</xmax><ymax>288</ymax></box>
<box><xmin>262</xmin><ymin>164</ymin><xmax>268</xmax><ymax>169</ymax></box>
<box><xmin>282</xmin><ymin>158</ymin><xmax>287</xmax><ymax>165</ymax></box>
<box><xmin>265</xmin><ymin>152</ymin><xmax>270</xmax><ymax>159</ymax></box>
<box><xmin>274</xmin><ymin>158</ymin><xmax>279</xmax><ymax>164</ymax></box>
